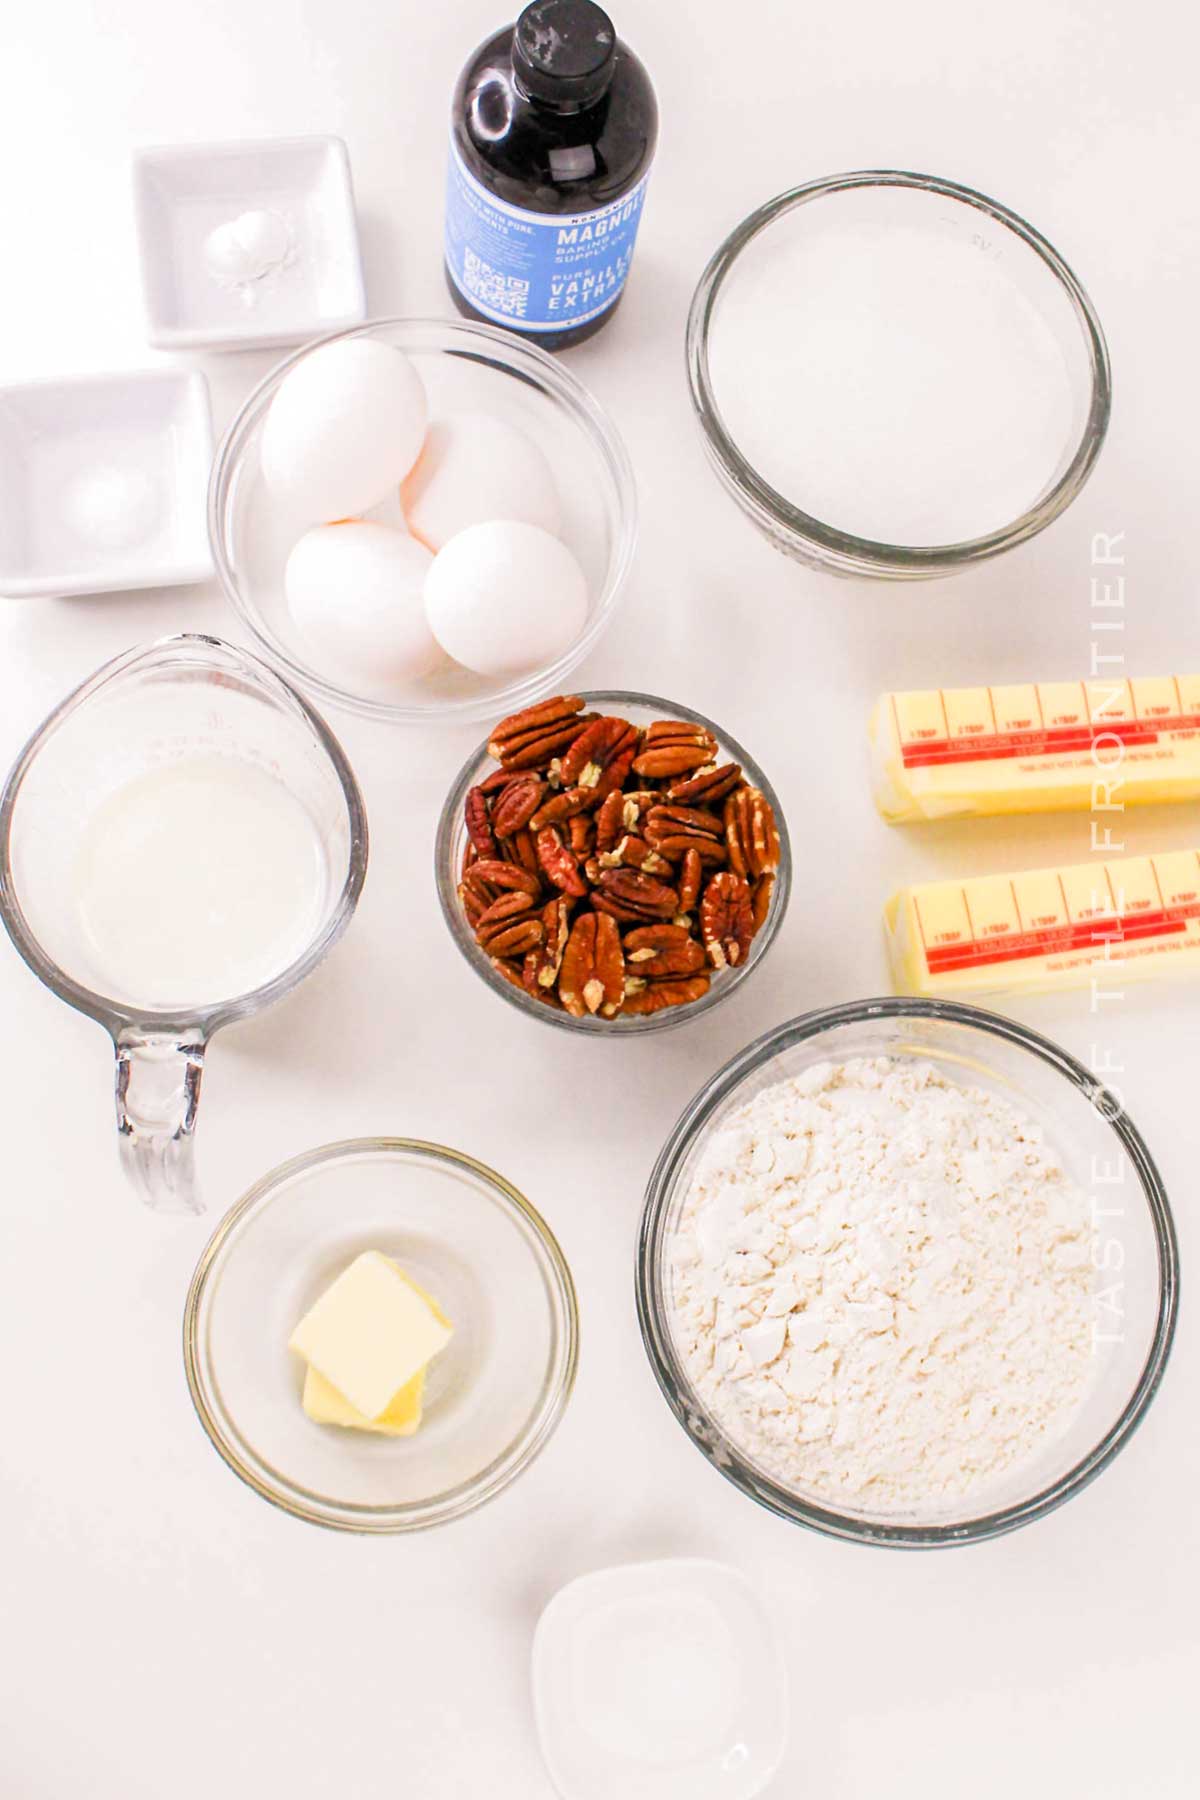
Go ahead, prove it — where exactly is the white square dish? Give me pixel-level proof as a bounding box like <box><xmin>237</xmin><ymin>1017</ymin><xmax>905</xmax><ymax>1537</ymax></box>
<box><xmin>0</xmin><ymin>369</ymin><xmax>214</xmax><ymax>598</ymax></box>
<box><xmin>132</xmin><ymin>136</ymin><xmax>367</xmax><ymax>352</ymax></box>
<box><xmin>532</xmin><ymin>1559</ymin><xmax>789</xmax><ymax>1800</ymax></box>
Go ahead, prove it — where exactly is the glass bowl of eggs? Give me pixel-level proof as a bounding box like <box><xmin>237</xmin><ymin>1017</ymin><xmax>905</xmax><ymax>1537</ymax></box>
<box><xmin>208</xmin><ymin>318</ymin><xmax>637</xmax><ymax>726</ymax></box>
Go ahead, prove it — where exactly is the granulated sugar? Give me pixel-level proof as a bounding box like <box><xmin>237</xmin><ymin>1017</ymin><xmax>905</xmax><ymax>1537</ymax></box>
<box><xmin>706</xmin><ymin>208</ymin><xmax>1076</xmax><ymax>546</ymax></box>
<box><xmin>669</xmin><ymin>1057</ymin><xmax>1096</xmax><ymax>1515</ymax></box>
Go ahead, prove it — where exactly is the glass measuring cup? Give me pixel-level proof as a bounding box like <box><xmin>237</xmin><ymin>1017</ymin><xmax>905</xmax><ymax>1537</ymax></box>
<box><xmin>0</xmin><ymin>634</ymin><xmax>368</xmax><ymax>1215</ymax></box>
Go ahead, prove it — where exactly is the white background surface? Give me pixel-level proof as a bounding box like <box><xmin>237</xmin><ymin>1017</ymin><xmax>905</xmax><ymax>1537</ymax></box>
<box><xmin>1</xmin><ymin>2</ymin><xmax>1196</xmax><ymax>1794</ymax></box>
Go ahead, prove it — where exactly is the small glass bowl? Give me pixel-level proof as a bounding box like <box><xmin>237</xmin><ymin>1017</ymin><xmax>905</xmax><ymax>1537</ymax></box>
<box><xmin>183</xmin><ymin>1138</ymin><xmax>579</xmax><ymax>1532</ymax></box>
<box><xmin>637</xmin><ymin>999</ymin><xmax>1178</xmax><ymax>1548</ymax></box>
<box><xmin>686</xmin><ymin>171</ymin><xmax>1112</xmax><ymax>579</ymax></box>
<box><xmin>434</xmin><ymin>691</ymin><xmax>792</xmax><ymax>1035</ymax></box>
<box><xmin>208</xmin><ymin>317</ymin><xmax>637</xmax><ymax>726</ymax></box>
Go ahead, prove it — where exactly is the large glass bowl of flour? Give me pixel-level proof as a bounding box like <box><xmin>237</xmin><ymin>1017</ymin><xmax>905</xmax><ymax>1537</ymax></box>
<box><xmin>637</xmin><ymin>999</ymin><xmax>1177</xmax><ymax>1548</ymax></box>
<box><xmin>687</xmin><ymin>172</ymin><xmax>1111</xmax><ymax>578</ymax></box>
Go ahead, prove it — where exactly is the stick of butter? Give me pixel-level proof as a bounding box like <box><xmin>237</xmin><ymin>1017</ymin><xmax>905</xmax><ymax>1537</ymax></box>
<box><xmin>288</xmin><ymin>1250</ymin><xmax>453</xmax><ymax>1422</ymax></box>
<box><xmin>886</xmin><ymin>848</ymin><xmax>1200</xmax><ymax>997</ymax></box>
<box><xmin>871</xmin><ymin>676</ymin><xmax>1200</xmax><ymax>822</ymax></box>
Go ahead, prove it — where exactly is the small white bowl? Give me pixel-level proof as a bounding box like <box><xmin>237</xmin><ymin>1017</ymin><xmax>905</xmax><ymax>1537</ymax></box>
<box><xmin>132</xmin><ymin>136</ymin><xmax>366</xmax><ymax>353</ymax></box>
<box><xmin>532</xmin><ymin>1559</ymin><xmax>789</xmax><ymax>1800</ymax></box>
<box><xmin>0</xmin><ymin>369</ymin><xmax>214</xmax><ymax>598</ymax></box>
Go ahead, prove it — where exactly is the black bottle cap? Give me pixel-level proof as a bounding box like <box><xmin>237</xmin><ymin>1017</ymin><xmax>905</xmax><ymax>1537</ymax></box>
<box><xmin>513</xmin><ymin>0</ymin><xmax>617</xmax><ymax>108</ymax></box>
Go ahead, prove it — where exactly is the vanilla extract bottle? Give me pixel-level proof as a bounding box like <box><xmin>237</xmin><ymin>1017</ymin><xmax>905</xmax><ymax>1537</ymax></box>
<box><xmin>444</xmin><ymin>0</ymin><xmax>658</xmax><ymax>350</ymax></box>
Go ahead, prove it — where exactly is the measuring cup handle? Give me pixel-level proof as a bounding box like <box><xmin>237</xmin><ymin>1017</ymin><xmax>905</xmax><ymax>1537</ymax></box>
<box><xmin>114</xmin><ymin>1032</ymin><xmax>207</xmax><ymax>1215</ymax></box>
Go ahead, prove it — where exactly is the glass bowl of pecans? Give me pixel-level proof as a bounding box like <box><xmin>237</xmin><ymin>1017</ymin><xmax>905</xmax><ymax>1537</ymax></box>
<box><xmin>434</xmin><ymin>692</ymin><xmax>792</xmax><ymax>1032</ymax></box>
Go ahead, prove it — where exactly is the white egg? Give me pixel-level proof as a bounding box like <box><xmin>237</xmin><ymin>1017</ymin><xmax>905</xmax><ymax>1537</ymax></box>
<box><xmin>262</xmin><ymin>339</ymin><xmax>429</xmax><ymax>524</ymax></box>
<box><xmin>400</xmin><ymin>410</ymin><xmax>562</xmax><ymax>550</ymax></box>
<box><xmin>285</xmin><ymin>522</ymin><xmax>440</xmax><ymax>689</ymax></box>
<box><xmin>423</xmin><ymin>521</ymin><xmax>589</xmax><ymax>677</ymax></box>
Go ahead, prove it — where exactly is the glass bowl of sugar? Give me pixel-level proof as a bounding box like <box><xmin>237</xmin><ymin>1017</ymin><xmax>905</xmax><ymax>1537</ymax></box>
<box><xmin>637</xmin><ymin>998</ymin><xmax>1178</xmax><ymax>1548</ymax></box>
<box><xmin>686</xmin><ymin>171</ymin><xmax>1111</xmax><ymax>579</ymax></box>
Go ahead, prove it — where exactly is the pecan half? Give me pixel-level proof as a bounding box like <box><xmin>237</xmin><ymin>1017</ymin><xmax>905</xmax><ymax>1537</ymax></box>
<box><xmin>622</xmin><ymin>923</ymin><xmax>692</xmax><ymax>954</ymax></box>
<box><xmin>667</xmin><ymin>762</ymin><xmax>744</xmax><ymax>807</ymax></box>
<box><xmin>632</xmin><ymin>720</ymin><xmax>718</xmax><ymax>779</ymax></box>
<box><xmin>678</xmin><ymin>846</ymin><xmax>703</xmax><ymax>911</ymax></box>
<box><xmin>559</xmin><ymin>911</ymin><xmax>624</xmax><ymax>1017</ymax></box>
<box><xmin>491</xmin><ymin>772</ymin><xmax>545</xmax><ymax>838</ymax></box>
<box><xmin>623</xmin><ymin>937</ymin><xmax>707</xmax><ymax>979</ymax></box>
<box><xmin>468</xmin><ymin>859</ymin><xmax>543</xmax><ymax>897</ymax></box>
<box><xmin>725</xmin><ymin>786</ymin><xmax>781</xmax><ymax>880</ymax></box>
<box><xmin>559</xmin><ymin>717</ymin><xmax>640</xmax><ymax>797</ymax></box>
<box><xmin>464</xmin><ymin>786</ymin><xmax>498</xmax><ymax>859</ymax></box>
<box><xmin>536</xmin><ymin>826</ymin><xmax>588</xmax><ymax>897</ymax></box>
<box><xmin>700</xmin><ymin>871</ymin><xmax>755</xmax><ymax>969</ymax></box>
<box><xmin>475</xmin><ymin>892</ymin><xmax>543</xmax><ymax>957</ymax></box>
<box><xmin>523</xmin><ymin>896</ymin><xmax>573</xmax><ymax>991</ymax></box>
<box><xmin>647</xmin><ymin>803</ymin><xmax>723</xmax><ymax>841</ymax></box>
<box><xmin>621</xmin><ymin>973</ymin><xmax>710</xmax><ymax>1015</ymax></box>
<box><xmin>479</xmin><ymin>917</ymin><xmax>543</xmax><ymax>957</ymax></box>
<box><xmin>530</xmin><ymin>786</ymin><xmax>591</xmax><ymax>830</ymax></box>
<box><xmin>474</xmin><ymin>890</ymin><xmax>534</xmax><ymax>935</ymax></box>
<box><xmin>594</xmin><ymin>788</ymin><xmax>627</xmax><ymax>855</ymax></box>
<box><xmin>644</xmin><ymin>804</ymin><xmax>727</xmax><ymax>864</ymax></box>
<box><xmin>490</xmin><ymin>704</ymin><xmax>596</xmax><ymax>770</ymax></box>
<box><xmin>593</xmin><ymin>869</ymin><xmax>680</xmax><ymax>922</ymax></box>
<box><xmin>488</xmin><ymin>694</ymin><xmax>584</xmax><ymax>759</ymax></box>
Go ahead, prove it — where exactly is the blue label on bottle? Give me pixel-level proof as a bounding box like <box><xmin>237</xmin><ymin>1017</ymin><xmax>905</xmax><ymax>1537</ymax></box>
<box><xmin>444</xmin><ymin>138</ymin><xmax>651</xmax><ymax>332</ymax></box>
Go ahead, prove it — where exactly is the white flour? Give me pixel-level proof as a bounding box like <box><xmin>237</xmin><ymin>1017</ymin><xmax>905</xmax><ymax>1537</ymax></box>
<box><xmin>669</xmin><ymin>1058</ymin><xmax>1096</xmax><ymax>1515</ymax></box>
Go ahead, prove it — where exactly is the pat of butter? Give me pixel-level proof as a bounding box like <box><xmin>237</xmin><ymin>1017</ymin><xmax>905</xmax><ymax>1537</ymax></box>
<box><xmin>870</xmin><ymin>675</ymin><xmax>1200</xmax><ymax>822</ymax></box>
<box><xmin>886</xmin><ymin>848</ymin><xmax>1200</xmax><ymax>998</ymax></box>
<box><xmin>301</xmin><ymin>1364</ymin><xmax>426</xmax><ymax>1436</ymax></box>
<box><xmin>288</xmin><ymin>1250</ymin><xmax>453</xmax><ymax>1421</ymax></box>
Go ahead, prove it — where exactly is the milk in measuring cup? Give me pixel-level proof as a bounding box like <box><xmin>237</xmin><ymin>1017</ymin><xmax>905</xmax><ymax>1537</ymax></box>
<box><xmin>72</xmin><ymin>754</ymin><xmax>328</xmax><ymax>1009</ymax></box>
